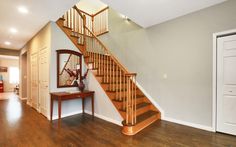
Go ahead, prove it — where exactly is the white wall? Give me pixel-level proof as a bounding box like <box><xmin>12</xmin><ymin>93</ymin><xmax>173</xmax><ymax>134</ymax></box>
<box><xmin>50</xmin><ymin>22</ymin><xmax>83</xmax><ymax>119</ymax></box>
<box><xmin>98</xmin><ymin>0</ymin><xmax>236</xmax><ymax>129</ymax></box>
<box><xmin>0</xmin><ymin>58</ymin><xmax>19</xmax><ymax>92</ymax></box>
<box><xmin>85</xmin><ymin>72</ymin><xmax>123</xmax><ymax>125</ymax></box>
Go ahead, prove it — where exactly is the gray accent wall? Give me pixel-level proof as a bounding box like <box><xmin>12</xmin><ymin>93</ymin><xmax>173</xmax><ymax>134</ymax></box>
<box><xmin>99</xmin><ymin>0</ymin><xmax>236</xmax><ymax>127</ymax></box>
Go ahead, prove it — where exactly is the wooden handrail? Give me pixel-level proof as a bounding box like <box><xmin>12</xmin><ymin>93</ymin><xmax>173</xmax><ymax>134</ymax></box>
<box><xmin>93</xmin><ymin>6</ymin><xmax>109</xmax><ymax>17</ymax></box>
<box><xmin>84</xmin><ymin>26</ymin><xmax>132</xmax><ymax>74</ymax></box>
<box><xmin>74</xmin><ymin>6</ymin><xmax>93</xmax><ymax>17</ymax></box>
<box><xmin>73</xmin><ymin>6</ymin><xmax>85</xmax><ymax>19</ymax></box>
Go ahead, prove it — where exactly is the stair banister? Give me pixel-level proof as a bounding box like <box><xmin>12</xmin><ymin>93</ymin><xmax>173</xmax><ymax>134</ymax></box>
<box><xmin>57</xmin><ymin>5</ymin><xmax>161</xmax><ymax>134</ymax></box>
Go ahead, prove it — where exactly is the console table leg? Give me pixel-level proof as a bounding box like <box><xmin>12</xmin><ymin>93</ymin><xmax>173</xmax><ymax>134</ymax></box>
<box><xmin>50</xmin><ymin>96</ymin><xmax>53</xmax><ymax>121</ymax></box>
<box><xmin>58</xmin><ymin>98</ymin><xmax>61</xmax><ymax>120</ymax></box>
<box><xmin>82</xmin><ymin>98</ymin><xmax>85</xmax><ymax>114</ymax></box>
<box><xmin>92</xmin><ymin>94</ymin><xmax>94</xmax><ymax>117</ymax></box>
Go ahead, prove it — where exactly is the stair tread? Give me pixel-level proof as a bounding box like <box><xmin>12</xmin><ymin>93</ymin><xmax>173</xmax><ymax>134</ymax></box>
<box><xmin>119</xmin><ymin>102</ymin><xmax>151</xmax><ymax>112</ymax></box>
<box><xmin>101</xmin><ymin>82</ymin><xmax>126</xmax><ymax>84</ymax></box>
<box><xmin>63</xmin><ymin>26</ymin><xmax>72</xmax><ymax>30</ymax></box>
<box><xmin>122</xmin><ymin>110</ymin><xmax>159</xmax><ymax>126</ymax></box>
<box><xmin>113</xmin><ymin>95</ymin><xmax>145</xmax><ymax>102</ymax></box>
<box><xmin>136</xmin><ymin>110</ymin><xmax>159</xmax><ymax>124</ymax></box>
<box><xmin>137</xmin><ymin>102</ymin><xmax>151</xmax><ymax>109</ymax></box>
<box><xmin>96</xmin><ymin>74</ymin><xmax>122</xmax><ymax>77</ymax></box>
<box><xmin>71</xmin><ymin>34</ymin><xmax>80</xmax><ymax>38</ymax></box>
<box><xmin>106</xmin><ymin>88</ymin><xmax>137</xmax><ymax>92</ymax></box>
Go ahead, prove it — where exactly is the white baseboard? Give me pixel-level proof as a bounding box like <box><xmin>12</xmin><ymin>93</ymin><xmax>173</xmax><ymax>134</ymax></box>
<box><xmin>163</xmin><ymin>116</ymin><xmax>214</xmax><ymax>132</ymax></box>
<box><xmin>85</xmin><ymin>110</ymin><xmax>122</xmax><ymax>126</ymax></box>
<box><xmin>50</xmin><ymin>110</ymin><xmax>83</xmax><ymax>120</ymax></box>
<box><xmin>135</xmin><ymin>81</ymin><xmax>165</xmax><ymax>117</ymax></box>
<box><xmin>48</xmin><ymin>110</ymin><xmax>122</xmax><ymax>126</ymax></box>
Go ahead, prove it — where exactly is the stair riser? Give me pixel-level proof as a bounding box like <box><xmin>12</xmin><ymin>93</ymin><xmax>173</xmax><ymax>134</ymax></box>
<box><xmin>97</xmin><ymin>76</ymin><xmax>130</xmax><ymax>84</ymax></box>
<box><xmin>113</xmin><ymin>98</ymin><xmax>145</xmax><ymax>109</ymax></box>
<box><xmin>85</xmin><ymin>55</ymin><xmax>111</xmax><ymax>61</ymax></box>
<box><xmin>136</xmin><ymin>105</ymin><xmax>151</xmax><ymax>116</ymax></box>
<box><xmin>101</xmin><ymin>83</ymin><xmax>127</xmax><ymax>90</ymax></box>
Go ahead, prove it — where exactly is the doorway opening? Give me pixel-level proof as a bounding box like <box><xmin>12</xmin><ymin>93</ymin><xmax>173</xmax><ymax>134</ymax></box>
<box><xmin>0</xmin><ymin>55</ymin><xmax>19</xmax><ymax>100</ymax></box>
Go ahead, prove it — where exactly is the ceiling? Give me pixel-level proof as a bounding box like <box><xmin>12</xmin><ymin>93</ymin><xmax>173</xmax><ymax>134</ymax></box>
<box><xmin>0</xmin><ymin>0</ymin><xmax>227</xmax><ymax>50</ymax></box>
<box><xmin>101</xmin><ymin>0</ymin><xmax>227</xmax><ymax>28</ymax></box>
<box><xmin>77</xmin><ymin>0</ymin><xmax>107</xmax><ymax>15</ymax></box>
<box><xmin>0</xmin><ymin>0</ymin><xmax>78</xmax><ymax>50</ymax></box>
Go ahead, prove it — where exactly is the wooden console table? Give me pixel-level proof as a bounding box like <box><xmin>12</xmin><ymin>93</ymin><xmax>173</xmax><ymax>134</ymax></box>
<box><xmin>50</xmin><ymin>90</ymin><xmax>95</xmax><ymax>121</ymax></box>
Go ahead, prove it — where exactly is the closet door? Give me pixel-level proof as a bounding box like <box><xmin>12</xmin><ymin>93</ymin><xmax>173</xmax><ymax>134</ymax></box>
<box><xmin>30</xmin><ymin>53</ymin><xmax>39</xmax><ymax>110</ymax></box>
<box><xmin>217</xmin><ymin>34</ymin><xmax>236</xmax><ymax>135</ymax></box>
<box><xmin>38</xmin><ymin>47</ymin><xmax>49</xmax><ymax>116</ymax></box>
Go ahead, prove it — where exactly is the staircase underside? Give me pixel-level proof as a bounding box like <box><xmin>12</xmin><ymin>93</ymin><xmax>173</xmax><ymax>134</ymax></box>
<box><xmin>56</xmin><ymin>18</ymin><xmax>161</xmax><ymax>135</ymax></box>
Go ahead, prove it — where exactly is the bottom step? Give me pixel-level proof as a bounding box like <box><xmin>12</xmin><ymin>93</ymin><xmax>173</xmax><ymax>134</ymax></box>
<box><xmin>122</xmin><ymin>111</ymin><xmax>160</xmax><ymax>135</ymax></box>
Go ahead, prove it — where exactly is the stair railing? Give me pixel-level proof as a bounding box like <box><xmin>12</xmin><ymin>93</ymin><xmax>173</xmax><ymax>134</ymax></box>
<box><xmin>84</xmin><ymin>26</ymin><xmax>137</xmax><ymax>126</ymax></box>
<box><xmin>62</xmin><ymin>5</ymin><xmax>137</xmax><ymax>126</ymax></box>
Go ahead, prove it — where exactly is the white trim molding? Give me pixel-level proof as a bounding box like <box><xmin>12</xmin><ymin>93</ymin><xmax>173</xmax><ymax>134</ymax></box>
<box><xmin>49</xmin><ymin>110</ymin><xmax>83</xmax><ymax>120</ymax></box>
<box><xmin>47</xmin><ymin>110</ymin><xmax>122</xmax><ymax>126</ymax></box>
<box><xmin>212</xmin><ymin>28</ymin><xmax>236</xmax><ymax>132</ymax></box>
<box><xmin>163</xmin><ymin>117</ymin><xmax>214</xmax><ymax>132</ymax></box>
<box><xmin>85</xmin><ymin>110</ymin><xmax>122</xmax><ymax>126</ymax></box>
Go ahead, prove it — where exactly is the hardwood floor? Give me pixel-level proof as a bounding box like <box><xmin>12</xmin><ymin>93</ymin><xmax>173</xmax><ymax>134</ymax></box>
<box><xmin>0</xmin><ymin>96</ymin><xmax>236</xmax><ymax>147</ymax></box>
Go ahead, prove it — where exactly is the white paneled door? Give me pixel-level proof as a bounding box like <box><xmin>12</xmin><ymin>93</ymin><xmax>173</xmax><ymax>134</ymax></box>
<box><xmin>38</xmin><ymin>47</ymin><xmax>49</xmax><ymax>117</ymax></box>
<box><xmin>217</xmin><ymin>34</ymin><xmax>236</xmax><ymax>135</ymax></box>
<box><xmin>30</xmin><ymin>53</ymin><xmax>39</xmax><ymax>110</ymax></box>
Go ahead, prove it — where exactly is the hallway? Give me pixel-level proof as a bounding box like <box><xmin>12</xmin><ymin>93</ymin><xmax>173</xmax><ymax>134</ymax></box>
<box><xmin>0</xmin><ymin>94</ymin><xmax>235</xmax><ymax>146</ymax></box>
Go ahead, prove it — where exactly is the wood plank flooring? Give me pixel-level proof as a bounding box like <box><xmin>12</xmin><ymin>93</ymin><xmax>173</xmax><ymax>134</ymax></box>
<box><xmin>0</xmin><ymin>94</ymin><xmax>236</xmax><ymax>147</ymax></box>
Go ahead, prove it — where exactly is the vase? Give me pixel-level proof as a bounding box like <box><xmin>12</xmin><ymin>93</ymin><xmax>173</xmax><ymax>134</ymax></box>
<box><xmin>78</xmin><ymin>80</ymin><xmax>85</xmax><ymax>91</ymax></box>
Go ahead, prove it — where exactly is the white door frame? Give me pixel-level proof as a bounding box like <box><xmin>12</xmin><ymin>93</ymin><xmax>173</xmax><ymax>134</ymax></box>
<box><xmin>212</xmin><ymin>29</ymin><xmax>236</xmax><ymax>132</ymax></box>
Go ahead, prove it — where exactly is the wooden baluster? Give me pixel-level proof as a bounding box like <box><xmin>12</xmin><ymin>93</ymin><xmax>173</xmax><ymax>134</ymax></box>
<box><xmin>123</xmin><ymin>72</ymin><xmax>125</xmax><ymax>110</ymax></box>
<box><xmin>112</xmin><ymin>60</ymin><xmax>115</xmax><ymax>91</ymax></box>
<box><xmin>109</xmin><ymin>57</ymin><xmax>112</xmax><ymax>91</ymax></box>
<box><xmin>70</xmin><ymin>9</ymin><xmax>72</xmax><ymax>28</ymax></box>
<box><xmin>102</xmin><ymin>53</ymin><xmax>106</xmax><ymax>83</ymax></box>
<box><xmin>126</xmin><ymin>76</ymin><xmax>128</xmax><ymax>124</ymax></box>
<box><xmin>120</xmin><ymin>68</ymin><xmax>122</xmax><ymax>101</ymax></box>
<box><xmin>128</xmin><ymin>76</ymin><xmax>131</xmax><ymax>124</ymax></box>
<box><xmin>106</xmin><ymin>54</ymin><xmax>108</xmax><ymax>83</ymax></box>
<box><xmin>98</xmin><ymin>50</ymin><xmax>101</xmax><ymax>75</ymax></box>
<box><xmin>73</xmin><ymin>8</ymin><xmax>76</xmax><ymax>32</ymax></box>
<box><xmin>134</xmin><ymin>75</ymin><xmax>137</xmax><ymax>124</ymax></box>
<box><xmin>115</xmin><ymin>65</ymin><xmax>117</xmax><ymax>100</ymax></box>
<box><xmin>67</xmin><ymin>11</ymin><xmax>69</xmax><ymax>27</ymax></box>
<box><xmin>92</xmin><ymin>52</ymin><xmax>94</xmax><ymax>69</ymax></box>
<box><xmin>131</xmin><ymin>76</ymin><xmax>134</xmax><ymax>125</ymax></box>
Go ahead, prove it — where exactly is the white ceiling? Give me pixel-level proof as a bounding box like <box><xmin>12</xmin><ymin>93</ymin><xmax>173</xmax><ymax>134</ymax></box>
<box><xmin>101</xmin><ymin>0</ymin><xmax>227</xmax><ymax>28</ymax></box>
<box><xmin>0</xmin><ymin>0</ymin><xmax>227</xmax><ymax>50</ymax></box>
<box><xmin>77</xmin><ymin>0</ymin><xmax>107</xmax><ymax>15</ymax></box>
<box><xmin>0</xmin><ymin>0</ymin><xmax>78</xmax><ymax>50</ymax></box>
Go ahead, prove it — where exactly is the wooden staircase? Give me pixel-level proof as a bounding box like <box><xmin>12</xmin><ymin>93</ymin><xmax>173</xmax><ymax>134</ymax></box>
<box><xmin>56</xmin><ymin>5</ymin><xmax>161</xmax><ymax>135</ymax></box>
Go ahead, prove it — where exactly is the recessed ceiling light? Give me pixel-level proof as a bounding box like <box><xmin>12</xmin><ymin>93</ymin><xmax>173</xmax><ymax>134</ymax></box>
<box><xmin>18</xmin><ymin>6</ymin><xmax>28</xmax><ymax>14</ymax></box>
<box><xmin>4</xmin><ymin>41</ymin><xmax>11</xmax><ymax>45</ymax></box>
<box><xmin>10</xmin><ymin>28</ymin><xmax>18</xmax><ymax>33</ymax></box>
